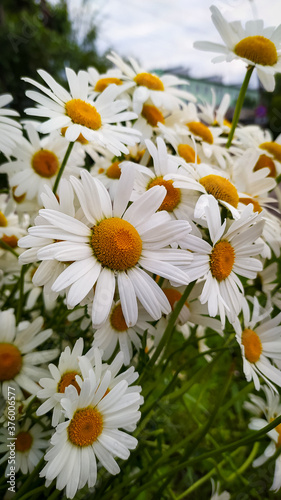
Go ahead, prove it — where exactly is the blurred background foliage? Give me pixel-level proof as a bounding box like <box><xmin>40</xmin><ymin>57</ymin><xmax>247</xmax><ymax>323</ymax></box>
<box><xmin>0</xmin><ymin>0</ymin><xmax>109</xmax><ymax>114</ymax></box>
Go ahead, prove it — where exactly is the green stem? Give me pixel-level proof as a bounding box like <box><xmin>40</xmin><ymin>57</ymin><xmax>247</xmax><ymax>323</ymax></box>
<box><xmin>53</xmin><ymin>141</ymin><xmax>74</xmax><ymax>195</ymax></box>
<box><xmin>139</xmin><ymin>282</ymin><xmax>195</xmax><ymax>384</ymax></box>
<box><xmin>17</xmin><ymin>485</ymin><xmax>46</xmax><ymax>500</ymax></box>
<box><xmin>13</xmin><ymin>457</ymin><xmax>44</xmax><ymax>500</ymax></box>
<box><xmin>0</xmin><ymin>239</ymin><xmax>19</xmax><ymax>258</ymax></box>
<box><xmin>226</xmin><ymin>66</ymin><xmax>254</xmax><ymax>148</ymax></box>
<box><xmin>224</xmin><ymin>441</ymin><xmax>259</xmax><ymax>482</ymax></box>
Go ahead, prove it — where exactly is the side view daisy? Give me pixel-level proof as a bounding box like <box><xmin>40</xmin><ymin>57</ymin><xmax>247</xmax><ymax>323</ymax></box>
<box><xmin>23</xmin><ymin>67</ymin><xmax>140</xmax><ymax>155</ymax></box>
<box><xmin>245</xmin><ymin>385</ymin><xmax>281</xmax><ymax>492</ymax></box>
<box><xmin>194</xmin><ymin>5</ymin><xmax>281</xmax><ymax>91</ymax></box>
<box><xmin>0</xmin><ymin>309</ymin><xmax>58</xmax><ymax>399</ymax></box>
<box><xmin>234</xmin><ymin>297</ymin><xmax>281</xmax><ymax>391</ymax></box>
<box><xmin>0</xmin><ymin>94</ymin><xmax>22</xmax><ymax>157</ymax></box>
<box><xmin>40</xmin><ymin>368</ymin><xmax>142</xmax><ymax>499</ymax></box>
<box><xmin>19</xmin><ymin>165</ymin><xmax>192</xmax><ymax>329</ymax></box>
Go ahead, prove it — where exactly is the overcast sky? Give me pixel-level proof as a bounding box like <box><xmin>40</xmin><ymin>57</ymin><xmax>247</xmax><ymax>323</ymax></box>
<box><xmin>56</xmin><ymin>0</ymin><xmax>281</xmax><ymax>87</ymax></box>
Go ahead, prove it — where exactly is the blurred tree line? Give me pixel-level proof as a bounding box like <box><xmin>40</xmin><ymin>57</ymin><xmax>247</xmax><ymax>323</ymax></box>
<box><xmin>0</xmin><ymin>0</ymin><xmax>109</xmax><ymax>113</ymax></box>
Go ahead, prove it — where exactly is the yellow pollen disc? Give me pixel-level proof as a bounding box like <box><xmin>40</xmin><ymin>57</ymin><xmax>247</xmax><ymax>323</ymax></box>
<box><xmin>91</xmin><ymin>218</ymin><xmax>142</xmax><ymax>270</ymax></box>
<box><xmin>241</xmin><ymin>328</ymin><xmax>262</xmax><ymax>363</ymax></box>
<box><xmin>98</xmin><ymin>168</ymin><xmax>105</xmax><ymax>174</ymax></box>
<box><xmin>254</xmin><ymin>154</ymin><xmax>276</xmax><ymax>178</ymax></box>
<box><xmin>141</xmin><ymin>104</ymin><xmax>165</xmax><ymax>127</ymax></box>
<box><xmin>274</xmin><ymin>422</ymin><xmax>281</xmax><ymax>447</ymax></box>
<box><xmin>0</xmin><ymin>343</ymin><xmax>22</xmax><ymax>381</ymax></box>
<box><xmin>94</xmin><ymin>77</ymin><xmax>123</xmax><ymax>92</ymax></box>
<box><xmin>61</xmin><ymin>126</ymin><xmax>88</xmax><ymax>144</ymax></box>
<box><xmin>57</xmin><ymin>371</ymin><xmax>81</xmax><ymax>394</ymax></box>
<box><xmin>223</xmin><ymin>118</ymin><xmax>232</xmax><ymax>128</ymax></box>
<box><xmin>186</xmin><ymin>122</ymin><xmax>213</xmax><ymax>144</ymax></box>
<box><xmin>12</xmin><ymin>187</ymin><xmax>26</xmax><ymax>204</ymax></box>
<box><xmin>200</xmin><ymin>174</ymin><xmax>239</xmax><ymax>208</ymax></box>
<box><xmin>32</xmin><ymin>150</ymin><xmax>59</xmax><ymax>178</ymax></box>
<box><xmin>65</xmin><ymin>99</ymin><xmax>102</xmax><ymax>130</ymax></box>
<box><xmin>178</xmin><ymin>144</ymin><xmax>201</xmax><ymax>164</ymax></box>
<box><xmin>254</xmin><ymin>154</ymin><xmax>276</xmax><ymax>177</ymax></box>
<box><xmin>210</xmin><ymin>241</ymin><xmax>235</xmax><ymax>281</ymax></box>
<box><xmin>1</xmin><ymin>235</ymin><xmax>18</xmax><ymax>248</ymax></box>
<box><xmin>134</xmin><ymin>72</ymin><xmax>164</xmax><ymax>91</ymax></box>
<box><xmin>260</xmin><ymin>141</ymin><xmax>281</xmax><ymax>162</ymax></box>
<box><xmin>106</xmin><ymin>161</ymin><xmax>121</xmax><ymax>179</ymax></box>
<box><xmin>147</xmin><ymin>177</ymin><xmax>181</xmax><ymax>212</ymax></box>
<box><xmin>0</xmin><ymin>211</ymin><xmax>8</xmax><ymax>227</ymax></box>
<box><xmin>110</xmin><ymin>303</ymin><xmax>128</xmax><ymax>332</ymax></box>
<box><xmin>68</xmin><ymin>407</ymin><xmax>103</xmax><ymax>447</ymax></box>
<box><xmin>239</xmin><ymin>197</ymin><xmax>262</xmax><ymax>213</ymax></box>
<box><xmin>15</xmin><ymin>431</ymin><xmax>33</xmax><ymax>452</ymax></box>
<box><xmin>162</xmin><ymin>288</ymin><xmax>189</xmax><ymax>310</ymax></box>
<box><xmin>234</xmin><ymin>36</ymin><xmax>278</xmax><ymax>66</ymax></box>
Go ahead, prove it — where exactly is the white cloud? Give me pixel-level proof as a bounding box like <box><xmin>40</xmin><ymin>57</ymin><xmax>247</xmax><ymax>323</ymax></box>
<box><xmin>57</xmin><ymin>0</ymin><xmax>281</xmax><ymax>86</ymax></box>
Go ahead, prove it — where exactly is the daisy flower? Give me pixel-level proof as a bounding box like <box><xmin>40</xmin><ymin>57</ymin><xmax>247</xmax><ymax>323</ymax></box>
<box><xmin>184</xmin><ymin>195</ymin><xmax>264</xmax><ymax>325</ymax></box>
<box><xmin>128</xmin><ymin>137</ymin><xmax>199</xmax><ymax>223</ymax></box>
<box><xmin>0</xmin><ymin>194</ymin><xmax>27</xmax><ymax>246</ymax></box>
<box><xmin>0</xmin><ymin>123</ymin><xmax>84</xmax><ymax>204</ymax></box>
<box><xmin>37</xmin><ymin>338</ymin><xmax>90</xmax><ymax>426</ymax></box>
<box><xmin>234</xmin><ymin>125</ymin><xmax>281</xmax><ymax>178</ymax></box>
<box><xmin>194</xmin><ymin>6</ymin><xmax>281</xmax><ymax>92</ymax></box>
<box><xmin>0</xmin><ymin>418</ymin><xmax>50</xmax><ymax>474</ymax></box>
<box><xmin>108</xmin><ymin>51</ymin><xmax>196</xmax><ymax>113</ymax></box>
<box><xmin>0</xmin><ymin>309</ymin><xmax>58</xmax><ymax>399</ymax></box>
<box><xmin>23</xmin><ymin>67</ymin><xmax>140</xmax><ymax>156</ymax></box>
<box><xmin>88</xmin><ymin>66</ymin><xmax>126</xmax><ymax>98</ymax></box>
<box><xmin>245</xmin><ymin>386</ymin><xmax>281</xmax><ymax>492</ymax></box>
<box><xmin>19</xmin><ymin>166</ymin><xmax>192</xmax><ymax>329</ymax></box>
<box><xmin>0</xmin><ymin>94</ymin><xmax>22</xmax><ymax>157</ymax></box>
<box><xmin>40</xmin><ymin>368</ymin><xmax>142</xmax><ymax>499</ymax></box>
<box><xmin>234</xmin><ymin>296</ymin><xmax>281</xmax><ymax>391</ymax></box>
<box><xmin>91</xmin><ymin>300</ymin><xmax>155</xmax><ymax>365</ymax></box>
<box><xmin>197</xmin><ymin>88</ymin><xmax>231</xmax><ymax>131</ymax></box>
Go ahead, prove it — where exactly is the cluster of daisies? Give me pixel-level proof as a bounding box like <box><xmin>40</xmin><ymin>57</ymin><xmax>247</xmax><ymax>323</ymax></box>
<box><xmin>0</xmin><ymin>5</ymin><xmax>281</xmax><ymax>498</ymax></box>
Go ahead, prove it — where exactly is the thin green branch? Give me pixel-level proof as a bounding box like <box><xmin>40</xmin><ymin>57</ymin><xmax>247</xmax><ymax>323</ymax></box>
<box><xmin>52</xmin><ymin>141</ymin><xmax>74</xmax><ymax>195</ymax></box>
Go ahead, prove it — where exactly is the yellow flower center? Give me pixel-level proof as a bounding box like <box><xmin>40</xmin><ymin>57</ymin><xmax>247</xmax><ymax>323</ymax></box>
<box><xmin>65</xmin><ymin>99</ymin><xmax>102</xmax><ymax>130</ymax></box>
<box><xmin>0</xmin><ymin>211</ymin><xmax>8</xmax><ymax>227</ymax></box>
<box><xmin>163</xmin><ymin>288</ymin><xmax>189</xmax><ymax>310</ymax></box>
<box><xmin>177</xmin><ymin>144</ymin><xmax>201</xmax><ymax>164</ymax></box>
<box><xmin>200</xmin><ymin>174</ymin><xmax>239</xmax><ymax>208</ymax></box>
<box><xmin>1</xmin><ymin>235</ymin><xmax>18</xmax><ymax>248</ymax></box>
<box><xmin>186</xmin><ymin>122</ymin><xmax>213</xmax><ymax>144</ymax></box>
<box><xmin>68</xmin><ymin>407</ymin><xmax>103</xmax><ymax>447</ymax></box>
<box><xmin>12</xmin><ymin>187</ymin><xmax>26</xmax><ymax>204</ymax></box>
<box><xmin>110</xmin><ymin>303</ymin><xmax>128</xmax><ymax>332</ymax></box>
<box><xmin>147</xmin><ymin>177</ymin><xmax>181</xmax><ymax>212</ymax></box>
<box><xmin>234</xmin><ymin>36</ymin><xmax>278</xmax><ymax>66</ymax></box>
<box><xmin>15</xmin><ymin>431</ymin><xmax>33</xmax><ymax>452</ymax></box>
<box><xmin>210</xmin><ymin>241</ymin><xmax>235</xmax><ymax>281</ymax></box>
<box><xmin>141</xmin><ymin>104</ymin><xmax>165</xmax><ymax>127</ymax></box>
<box><xmin>260</xmin><ymin>141</ymin><xmax>281</xmax><ymax>161</ymax></box>
<box><xmin>91</xmin><ymin>218</ymin><xmax>142</xmax><ymax>270</ymax></box>
<box><xmin>134</xmin><ymin>72</ymin><xmax>164</xmax><ymax>91</ymax></box>
<box><xmin>0</xmin><ymin>343</ymin><xmax>22</xmax><ymax>381</ymax></box>
<box><xmin>106</xmin><ymin>161</ymin><xmax>121</xmax><ymax>179</ymax></box>
<box><xmin>239</xmin><ymin>197</ymin><xmax>262</xmax><ymax>213</ymax></box>
<box><xmin>254</xmin><ymin>153</ymin><xmax>276</xmax><ymax>178</ymax></box>
<box><xmin>94</xmin><ymin>77</ymin><xmax>123</xmax><ymax>92</ymax></box>
<box><xmin>32</xmin><ymin>150</ymin><xmax>59</xmax><ymax>178</ymax></box>
<box><xmin>57</xmin><ymin>371</ymin><xmax>81</xmax><ymax>394</ymax></box>
<box><xmin>274</xmin><ymin>422</ymin><xmax>281</xmax><ymax>447</ymax></box>
<box><xmin>241</xmin><ymin>328</ymin><xmax>262</xmax><ymax>363</ymax></box>
<box><xmin>61</xmin><ymin>126</ymin><xmax>88</xmax><ymax>144</ymax></box>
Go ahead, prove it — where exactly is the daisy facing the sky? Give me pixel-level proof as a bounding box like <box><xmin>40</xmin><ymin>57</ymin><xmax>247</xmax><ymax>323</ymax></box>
<box><xmin>23</xmin><ymin>68</ymin><xmax>140</xmax><ymax>156</ymax></box>
<box><xmin>19</xmin><ymin>165</ymin><xmax>192</xmax><ymax>329</ymax></box>
<box><xmin>40</xmin><ymin>368</ymin><xmax>142</xmax><ymax>499</ymax></box>
<box><xmin>194</xmin><ymin>5</ymin><xmax>281</xmax><ymax>92</ymax></box>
